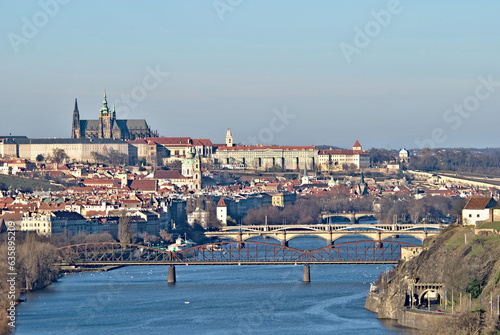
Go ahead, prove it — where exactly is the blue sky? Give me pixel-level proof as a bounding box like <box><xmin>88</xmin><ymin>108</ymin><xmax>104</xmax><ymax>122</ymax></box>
<box><xmin>1</xmin><ymin>0</ymin><xmax>499</xmax><ymax>149</ymax></box>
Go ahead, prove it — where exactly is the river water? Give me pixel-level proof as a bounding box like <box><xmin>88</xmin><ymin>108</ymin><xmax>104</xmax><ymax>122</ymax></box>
<box><xmin>15</xmin><ymin>236</ymin><xmax>419</xmax><ymax>335</ymax></box>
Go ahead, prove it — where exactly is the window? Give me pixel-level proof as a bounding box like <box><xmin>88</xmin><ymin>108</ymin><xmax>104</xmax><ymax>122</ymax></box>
<box><xmin>477</xmin><ymin>214</ymin><xmax>480</xmax><ymax>218</ymax></box>
<box><xmin>469</xmin><ymin>214</ymin><xmax>472</xmax><ymax>218</ymax></box>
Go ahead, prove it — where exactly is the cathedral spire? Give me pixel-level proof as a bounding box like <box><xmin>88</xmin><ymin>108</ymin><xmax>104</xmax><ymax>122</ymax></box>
<box><xmin>100</xmin><ymin>91</ymin><xmax>110</xmax><ymax>114</ymax></box>
<box><xmin>112</xmin><ymin>103</ymin><xmax>116</xmax><ymax>120</ymax></box>
<box><xmin>71</xmin><ymin>98</ymin><xmax>81</xmax><ymax>138</ymax></box>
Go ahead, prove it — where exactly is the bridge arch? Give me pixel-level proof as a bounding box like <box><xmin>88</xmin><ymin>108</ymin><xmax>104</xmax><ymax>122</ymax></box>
<box><xmin>284</xmin><ymin>234</ymin><xmax>332</xmax><ymax>245</ymax></box>
<box><xmin>418</xmin><ymin>289</ymin><xmax>442</xmax><ymax>306</ymax></box>
<box><xmin>382</xmin><ymin>233</ymin><xmax>427</xmax><ymax>243</ymax></box>
<box><xmin>331</xmin><ymin>232</ymin><xmax>382</xmax><ymax>243</ymax></box>
<box><xmin>356</xmin><ymin>215</ymin><xmax>377</xmax><ymax>221</ymax></box>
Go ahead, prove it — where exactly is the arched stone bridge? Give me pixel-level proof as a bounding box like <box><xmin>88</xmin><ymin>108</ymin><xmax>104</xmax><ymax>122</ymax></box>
<box><xmin>321</xmin><ymin>212</ymin><xmax>377</xmax><ymax>223</ymax></box>
<box><xmin>205</xmin><ymin>223</ymin><xmax>444</xmax><ymax>246</ymax></box>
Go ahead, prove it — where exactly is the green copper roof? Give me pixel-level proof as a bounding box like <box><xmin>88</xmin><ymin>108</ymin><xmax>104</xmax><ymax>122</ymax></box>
<box><xmin>100</xmin><ymin>92</ymin><xmax>110</xmax><ymax>114</ymax></box>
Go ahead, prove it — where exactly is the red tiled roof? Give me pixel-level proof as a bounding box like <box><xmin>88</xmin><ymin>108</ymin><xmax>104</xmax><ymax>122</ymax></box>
<box><xmin>146</xmin><ymin>137</ymin><xmax>192</xmax><ymax>145</ymax></box>
<box><xmin>464</xmin><ymin>197</ymin><xmax>497</xmax><ymax>210</ymax></box>
<box><xmin>130</xmin><ymin>179</ymin><xmax>157</xmax><ymax>192</ymax></box>
<box><xmin>82</xmin><ymin>179</ymin><xmax>119</xmax><ymax>185</ymax></box>
<box><xmin>218</xmin><ymin>145</ymin><xmax>316</xmax><ymax>151</ymax></box>
<box><xmin>39</xmin><ymin>203</ymin><xmax>66</xmax><ymax>211</ymax></box>
<box><xmin>354</xmin><ymin>140</ymin><xmax>361</xmax><ymax>147</ymax></box>
<box><xmin>217</xmin><ymin>197</ymin><xmax>226</xmax><ymax>207</ymax></box>
<box><xmin>319</xmin><ymin>149</ymin><xmax>368</xmax><ymax>156</ymax></box>
<box><xmin>193</xmin><ymin>139</ymin><xmax>213</xmax><ymax>146</ymax></box>
<box><xmin>127</xmin><ymin>139</ymin><xmax>147</xmax><ymax>144</ymax></box>
<box><xmin>154</xmin><ymin>170</ymin><xmax>185</xmax><ymax>179</ymax></box>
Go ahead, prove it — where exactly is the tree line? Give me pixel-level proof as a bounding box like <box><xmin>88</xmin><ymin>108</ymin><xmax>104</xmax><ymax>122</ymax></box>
<box><xmin>241</xmin><ymin>193</ymin><xmax>466</xmax><ymax>225</ymax></box>
<box><xmin>409</xmin><ymin>148</ymin><xmax>500</xmax><ymax>175</ymax></box>
<box><xmin>0</xmin><ymin>232</ymin><xmax>59</xmax><ymax>334</ymax></box>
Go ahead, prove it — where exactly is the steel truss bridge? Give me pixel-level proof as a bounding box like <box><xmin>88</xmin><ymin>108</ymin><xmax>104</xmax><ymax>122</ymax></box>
<box><xmin>56</xmin><ymin>240</ymin><xmax>419</xmax><ymax>267</ymax></box>
<box><xmin>204</xmin><ymin>223</ymin><xmax>443</xmax><ymax>246</ymax></box>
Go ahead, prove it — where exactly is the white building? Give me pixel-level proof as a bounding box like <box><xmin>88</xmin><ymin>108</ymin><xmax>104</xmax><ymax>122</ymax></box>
<box><xmin>462</xmin><ymin>197</ymin><xmax>497</xmax><ymax>226</ymax></box>
<box><xmin>216</xmin><ymin>197</ymin><xmax>227</xmax><ymax>225</ymax></box>
<box><xmin>318</xmin><ymin>140</ymin><xmax>370</xmax><ymax>171</ymax></box>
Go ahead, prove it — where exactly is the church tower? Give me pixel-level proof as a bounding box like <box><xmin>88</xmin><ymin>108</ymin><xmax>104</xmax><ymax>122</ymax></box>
<box><xmin>353</xmin><ymin>140</ymin><xmax>362</xmax><ymax>152</ymax></box>
<box><xmin>216</xmin><ymin>197</ymin><xmax>227</xmax><ymax>225</ymax></box>
<box><xmin>193</xmin><ymin>152</ymin><xmax>202</xmax><ymax>190</ymax></box>
<box><xmin>98</xmin><ymin>92</ymin><xmax>113</xmax><ymax>139</ymax></box>
<box><xmin>225</xmin><ymin>129</ymin><xmax>233</xmax><ymax>147</ymax></box>
<box><xmin>71</xmin><ymin>99</ymin><xmax>81</xmax><ymax>138</ymax></box>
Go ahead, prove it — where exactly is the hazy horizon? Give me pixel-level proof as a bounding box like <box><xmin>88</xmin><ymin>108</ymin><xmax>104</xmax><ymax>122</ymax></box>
<box><xmin>1</xmin><ymin>1</ymin><xmax>499</xmax><ymax>150</ymax></box>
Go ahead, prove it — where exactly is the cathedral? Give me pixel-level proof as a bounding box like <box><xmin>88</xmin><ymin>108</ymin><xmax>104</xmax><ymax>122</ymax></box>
<box><xmin>71</xmin><ymin>93</ymin><xmax>157</xmax><ymax>140</ymax></box>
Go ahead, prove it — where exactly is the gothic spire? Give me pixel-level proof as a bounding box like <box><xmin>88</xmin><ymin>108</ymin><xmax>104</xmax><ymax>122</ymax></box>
<box><xmin>112</xmin><ymin>103</ymin><xmax>116</xmax><ymax>120</ymax></box>
<box><xmin>100</xmin><ymin>91</ymin><xmax>110</xmax><ymax>114</ymax></box>
<box><xmin>74</xmin><ymin>98</ymin><xmax>79</xmax><ymax>114</ymax></box>
<box><xmin>72</xmin><ymin>98</ymin><xmax>81</xmax><ymax>138</ymax></box>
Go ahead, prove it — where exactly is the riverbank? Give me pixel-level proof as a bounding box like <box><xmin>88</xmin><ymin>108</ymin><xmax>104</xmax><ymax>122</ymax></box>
<box><xmin>365</xmin><ymin>224</ymin><xmax>500</xmax><ymax>334</ymax></box>
<box><xmin>59</xmin><ymin>265</ymin><xmax>125</xmax><ymax>273</ymax></box>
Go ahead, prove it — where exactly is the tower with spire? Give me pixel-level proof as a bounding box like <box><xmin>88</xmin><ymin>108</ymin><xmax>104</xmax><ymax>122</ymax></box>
<box><xmin>353</xmin><ymin>140</ymin><xmax>362</xmax><ymax>152</ymax></box>
<box><xmin>98</xmin><ymin>92</ymin><xmax>113</xmax><ymax>139</ymax></box>
<box><xmin>71</xmin><ymin>91</ymin><xmax>157</xmax><ymax>140</ymax></box>
<box><xmin>225</xmin><ymin>129</ymin><xmax>233</xmax><ymax>147</ymax></box>
<box><xmin>71</xmin><ymin>98</ymin><xmax>81</xmax><ymax>138</ymax></box>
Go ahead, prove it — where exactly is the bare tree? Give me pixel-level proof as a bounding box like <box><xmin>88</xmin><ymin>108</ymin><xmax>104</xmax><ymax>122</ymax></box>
<box><xmin>118</xmin><ymin>214</ymin><xmax>134</xmax><ymax>244</ymax></box>
<box><xmin>159</xmin><ymin>230</ymin><xmax>174</xmax><ymax>242</ymax></box>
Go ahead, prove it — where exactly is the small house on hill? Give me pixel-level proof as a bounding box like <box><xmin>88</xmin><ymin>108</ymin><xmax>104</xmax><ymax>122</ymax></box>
<box><xmin>462</xmin><ymin>197</ymin><xmax>498</xmax><ymax>226</ymax></box>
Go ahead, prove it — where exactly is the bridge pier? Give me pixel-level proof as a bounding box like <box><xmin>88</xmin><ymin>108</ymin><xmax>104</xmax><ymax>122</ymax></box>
<box><xmin>168</xmin><ymin>265</ymin><xmax>176</xmax><ymax>284</ymax></box>
<box><xmin>375</xmin><ymin>241</ymin><xmax>384</xmax><ymax>248</ymax></box>
<box><xmin>281</xmin><ymin>240</ymin><xmax>288</xmax><ymax>247</ymax></box>
<box><xmin>303</xmin><ymin>264</ymin><xmax>310</xmax><ymax>283</ymax></box>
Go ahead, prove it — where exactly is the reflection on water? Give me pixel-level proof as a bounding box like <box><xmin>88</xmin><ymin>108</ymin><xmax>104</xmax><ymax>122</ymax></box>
<box><xmin>16</xmin><ymin>237</ymin><xmax>418</xmax><ymax>335</ymax></box>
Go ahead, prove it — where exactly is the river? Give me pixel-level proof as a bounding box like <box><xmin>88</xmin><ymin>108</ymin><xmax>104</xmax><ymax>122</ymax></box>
<box><xmin>15</xmin><ymin>236</ymin><xmax>419</xmax><ymax>335</ymax></box>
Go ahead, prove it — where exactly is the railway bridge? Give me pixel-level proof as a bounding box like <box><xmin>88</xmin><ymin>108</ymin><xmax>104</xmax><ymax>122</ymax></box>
<box><xmin>56</xmin><ymin>240</ymin><xmax>420</xmax><ymax>283</ymax></box>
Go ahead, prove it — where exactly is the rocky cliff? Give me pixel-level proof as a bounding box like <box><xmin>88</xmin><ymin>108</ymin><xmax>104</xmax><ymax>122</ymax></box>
<box><xmin>365</xmin><ymin>224</ymin><xmax>500</xmax><ymax>334</ymax></box>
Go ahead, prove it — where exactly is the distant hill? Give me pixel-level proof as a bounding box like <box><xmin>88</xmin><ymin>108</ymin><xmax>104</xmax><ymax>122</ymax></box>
<box><xmin>315</xmin><ymin>145</ymin><xmax>343</xmax><ymax>150</ymax></box>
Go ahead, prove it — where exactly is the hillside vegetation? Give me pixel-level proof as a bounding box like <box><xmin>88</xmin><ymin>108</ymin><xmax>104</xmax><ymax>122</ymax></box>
<box><xmin>0</xmin><ymin>175</ymin><xmax>64</xmax><ymax>192</ymax></box>
<box><xmin>369</xmin><ymin>224</ymin><xmax>500</xmax><ymax>334</ymax></box>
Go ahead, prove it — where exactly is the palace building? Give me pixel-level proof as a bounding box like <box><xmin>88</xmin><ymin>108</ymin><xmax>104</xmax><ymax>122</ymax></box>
<box><xmin>71</xmin><ymin>93</ymin><xmax>157</xmax><ymax>140</ymax></box>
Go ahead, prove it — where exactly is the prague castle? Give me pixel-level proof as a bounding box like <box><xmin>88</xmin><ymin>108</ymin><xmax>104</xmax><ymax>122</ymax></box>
<box><xmin>71</xmin><ymin>93</ymin><xmax>157</xmax><ymax>140</ymax></box>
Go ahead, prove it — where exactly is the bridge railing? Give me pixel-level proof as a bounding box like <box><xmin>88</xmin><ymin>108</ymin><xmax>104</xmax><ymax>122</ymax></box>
<box><xmin>215</xmin><ymin>223</ymin><xmax>444</xmax><ymax>233</ymax></box>
<box><xmin>57</xmin><ymin>241</ymin><xmax>421</xmax><ymax>265</ymax></box>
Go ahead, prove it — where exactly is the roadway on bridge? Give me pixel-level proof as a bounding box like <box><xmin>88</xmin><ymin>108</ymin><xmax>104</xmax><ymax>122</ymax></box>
<box><xmin>56</xmin><ymin>240</ymin><xmax>420</xmax><ymax>266</ymax></box>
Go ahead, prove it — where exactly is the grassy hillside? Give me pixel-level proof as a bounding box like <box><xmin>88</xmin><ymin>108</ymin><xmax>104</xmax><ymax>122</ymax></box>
<box><xmin>0</xmin><ymin>175</ymin><xmax>64</xmax><ymax>192</ymax></box>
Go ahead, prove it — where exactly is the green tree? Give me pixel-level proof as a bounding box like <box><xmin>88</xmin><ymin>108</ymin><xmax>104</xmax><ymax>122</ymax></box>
<box><xmin>466</xmin><ymin>278</ymin><xmax>482</xmax><ymax>299</ymax></box>
<box><xmin>36</xmin><ymin>154</ymin><xmax>44</xmax><ymax>162</ymax></box>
